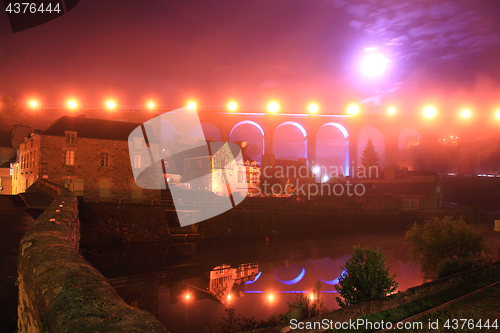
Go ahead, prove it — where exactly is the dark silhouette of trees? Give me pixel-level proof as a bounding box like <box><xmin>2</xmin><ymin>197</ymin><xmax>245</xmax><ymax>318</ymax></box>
<box><xmin>360</xmin><ymin>138</ymin><xmax>380</xmax><ymax>168</ymax></box>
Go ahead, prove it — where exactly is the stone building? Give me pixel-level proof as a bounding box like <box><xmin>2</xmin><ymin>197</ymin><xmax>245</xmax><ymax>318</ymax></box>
<box><xmin>0</xmin><ymin>125</ymin><xmax>34</xmax><ymax>194</ymax></box>
<box><xmin>12</xmin><ymin>115</ymin><xmax>160</xmax><ymax>200</ymax></box>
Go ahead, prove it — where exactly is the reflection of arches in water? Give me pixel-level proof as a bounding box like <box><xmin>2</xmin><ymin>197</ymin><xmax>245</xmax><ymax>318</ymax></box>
<box><xmin>318</xmin><ymin>269</ymin><xmax>346</xmax><ymax>285</ymax></box>
<box><xmin>244</xmin><ymin>272</ymin><xmax>262</xmax><ymax>285</ymax></box>
<box><xmin>274</xmin><ymin>268</ymin><xmax>306</xmax><ymax>285</ymax></box>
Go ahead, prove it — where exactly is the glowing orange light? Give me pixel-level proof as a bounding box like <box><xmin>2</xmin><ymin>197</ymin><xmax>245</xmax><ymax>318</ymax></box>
<box><xmin>188</xmin><ymin>101</ymin><xmax>196</xmax><ymax>110</ymax></box>
<box><xmin>68</xmin><ymin>100</ymin><xmax>77</xmax><ymax>109</ymax></box>
<box><xmin>461</xmin><ymin>109</ymin><xmax>471</xmax><ymax>118</ymax></box>
<box><xmin>185</xmin><ymin>294</ymin><xmax>190</xmax><ymax>300</ymax></box>
<box><xmin>268</xmin><ymin>102</ymin><xmax>279</xmax><ymax>113</ymax></box>
<box><xmin>308</xmin><ymin>103</ymin><xmax>318</xmax><ymax>114</ymax></box>
<box><xmin>388</xmin><ymin>107</ymin><xmax>395</xmax><ymax>115</ymax></box>
<box><xmin>347</xmin><ymin>104</ymin><xmax>359</xmax><ymax>115</ymax></box>
<box><xmin>268</xmin><ymin>294</ymin><xmax>274</xmax><ymax>301</ymax></box>
<box><xmin>148</xmin><ymin>102</ymin><xmax>154</xmax><ymax>109</ymax></box>
<box><xmin>107</xmin><ymin>101</ymin><xmax>116</xmax><ymax>109</ymax></box>
<box><xmin>228</xmin><ymin>102</ymin><xmax>237</xmax><ymax>111</ymax></box>
<box><xmin>30</xmin><ymin>101</ymin><xmax>38</xmax><ymax>108</ymax></box>
<box><xmin>496</xmin><ymin>110</ymin><xmax>500</xmax><ymax>119</ymax></box>
<box><xmin>227</xmin><ymin>294</ymin><xmax>231</xmax><ymax>300</ymax></box>
<box><xmin>423</xmin><ymin>106</ymin><xmax>436</xmax><ymax>118</ymax></box>
<box><xmin>309</xmin><ymin>294</ymin><xmax>314</xmax><ymax>301</ymax></box>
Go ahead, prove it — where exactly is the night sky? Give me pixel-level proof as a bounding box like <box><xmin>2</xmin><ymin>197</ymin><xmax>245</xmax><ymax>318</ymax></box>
<box><xmin>2</xmin><ymin>0</ymin><xmax>500</xmax><ymax>116</ymax></box>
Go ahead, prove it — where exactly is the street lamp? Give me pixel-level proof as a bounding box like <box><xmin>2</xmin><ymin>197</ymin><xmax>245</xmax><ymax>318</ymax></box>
<box><xmin>268</xmin><ymin>102</ymin><xmax>279</xmax><ymax>113</ymax></box>
<box><xmin>461</xmin><ymin>109</ymin><xmax>471</xmax><ymax>118</ymax></box>
<box><xmin>308</xmin><ymin>103</ymin><xmax>318</xmax><ymax>114</ymax></box>
<box><xmin>228</xmin><ymin>102</ymin><xmax>237</xmax><ymax>111</ymax></box>
<box><xmin>423</xmin><ymin>106</ymin><xmax>436</xmax><ymax>118</ymax></box>
<box><xmin>347</xmin><ymin>104</ymin><xmax>359</xmax><ymax>115</ymax></box>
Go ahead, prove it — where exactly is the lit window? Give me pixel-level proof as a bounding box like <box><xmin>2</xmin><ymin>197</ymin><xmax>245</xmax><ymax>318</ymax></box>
<box><xmin>133</xmin><ymin>154</ymin><xmax>141</xmax><ymax>168</ymax></box>
<box><xmin>66</xmin><ymin>132</ymin><xmax>77</xmax><ymax>144</ymax></box>
<box><xmin>100</xmin><ymin>152</ymin><xmax>109</xmax><ymax>167</ymax></box>
<box><xmin>65</xmin><ymin>151</ymin><xmax>75</xmax><ymax>165</ymax></box>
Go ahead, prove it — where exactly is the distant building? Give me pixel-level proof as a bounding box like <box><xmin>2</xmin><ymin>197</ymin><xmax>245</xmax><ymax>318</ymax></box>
<box><xmin>260</xmin><ymin>155</ymin><xmax>315</xmax><ymax>197</ymax></box>
<box><xmin>12</xmin><ymin>115</ymin><xmax>160</xmax><ymax>200</ymax></box>
<box><xmin>0</xmin><ymin>125</ymin><xmax>33</xmax><ymax>195</ymax></box>
<box><xmin>405</xmin><ymin>135</ymin><xmax>420</xmax><ymax>149</ymax></box>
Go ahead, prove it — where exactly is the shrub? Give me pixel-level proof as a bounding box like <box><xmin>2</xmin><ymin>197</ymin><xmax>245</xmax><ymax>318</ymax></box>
<box><xmin>405</xmin><ymin>216</ymin><xmax>486</xmax><ymax>280</ymax></box>
<box><xmin>436</xmin><ymin>258</ymin><xmax>481</xmax><ymax>279</ymax></box>
<box><xmin>335</xmin><ymin>246</ymin><xmax>398</xmax><ymax>307</ymax></box>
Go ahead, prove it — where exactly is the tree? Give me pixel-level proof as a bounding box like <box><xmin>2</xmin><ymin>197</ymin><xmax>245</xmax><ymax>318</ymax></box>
<box><xmin>405</xmin><ymin>216</ymin><xmax>486</xmax><ymax>280</ymax></box>
<box><xmin>360</xmin><ymin>138</ymin><xmax>380</xmax><ymax>169</ymax></box>
<box><xmin>335</xmin><ymin>246</ymin><xmax>398</xmax><ymax>307</ymax></box>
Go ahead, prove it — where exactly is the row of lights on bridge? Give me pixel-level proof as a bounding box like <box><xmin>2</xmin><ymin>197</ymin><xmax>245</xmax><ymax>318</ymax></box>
<box><xmin>28</xmin><ymin>100</ymin><xmax>500</xmax><ymax>119</ymax></box>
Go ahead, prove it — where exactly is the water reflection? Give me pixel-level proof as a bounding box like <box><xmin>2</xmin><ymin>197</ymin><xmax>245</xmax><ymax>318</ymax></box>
<box><xmin>83</xmin><ymin>236</ymin><xmax>422</xmax><ymax>333</ymax></box>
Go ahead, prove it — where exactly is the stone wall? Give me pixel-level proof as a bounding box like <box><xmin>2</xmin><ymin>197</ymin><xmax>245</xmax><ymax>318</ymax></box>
<box><xmin>17</xmin><ymin>180</ymin><xmax>167</xmax><ymax>332</ymax></box>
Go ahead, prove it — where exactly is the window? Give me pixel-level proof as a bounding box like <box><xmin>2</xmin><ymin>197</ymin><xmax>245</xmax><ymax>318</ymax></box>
<box><xmin>100</xmin><ymin>152</ymin><xmax>109</xmax><ymax>167</ymax></box>
<box><xmin>133</xmin><ymin>154</ymin><xmax>141</xmax><ymax>168</ymax></box>
<box><xmin>66</xmin><ymin>132</ymin><xmax>77</xmax><ymax>144</ymax></box>
<box><xmin>65</xmin><ymin>151</ymin><xmax>75</xmax><ymax>165</ymax></box>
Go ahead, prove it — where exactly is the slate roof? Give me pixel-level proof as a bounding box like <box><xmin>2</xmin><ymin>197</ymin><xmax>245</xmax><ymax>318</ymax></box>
<box><xmin>40</xmin><ymin>116</ymin><xmax>141</xmax><ymax>141</ymax></box>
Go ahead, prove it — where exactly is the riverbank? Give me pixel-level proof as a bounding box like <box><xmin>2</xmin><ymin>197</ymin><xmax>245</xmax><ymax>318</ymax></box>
<box><xmin>251</xmin><ymin>261</ymin><xmax>500</xmax><ymax>333</ymax></box>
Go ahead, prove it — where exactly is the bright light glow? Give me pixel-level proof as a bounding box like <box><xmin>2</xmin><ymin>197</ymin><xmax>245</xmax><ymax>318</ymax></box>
<box><xmin>461</xmin><ymin>110</ymin><xmax>471</xmax><ymax>118</ymax></box>
<box><xmin>423</xmin><ymin>106</ymin><xmax>436</xmax><ymax>118</ymax></box>
<box><xmin>227</xmin><ymin>294</ymin><xmax>231</xmax><ymax>300</ymax></box>
<box><xmin>107</xmin><ymin>101</ymin><xmax>116</xmax><ymax>109</ymax></box>
<box><xmin>309</xmin><ymin>294</ymin><xmax>314</xmax><ymax>301</ymax></box>
<box><xmin>185</xmin><ymin>294</ymin><xmax>190</xmax><ymax>300</ymax></box>
<box><xmin>268</xmin><ymin>294</ymin><xmax>274</xmax><ymax>301</ymax></box>
<box><xmin>496</xmin><ymin>111</ymin><xmax>500</xmax><ymax>119</ymax></box>
<box><xmin>312</xmin><ymin>166</ymin><xmax>320</xmax><ymax>175</ymax></box>
<box><xmin>308</xmin><ymin>103</ymin><xmax>318</xmax><ymax>114</ymax></box>
<box><xmin>268</xmin><ymin>102</ymin><xmax>279</xmax><ymax>113</ymax></box>
<box><xmin>322</xmin><ymin>175</ymin><xmax>329</xmax><ymax>183</ymax></box>
<box><xmin>347</xmin><ymin>104</ymin><xmax>359</xmax><ymax>115</ymax></box>
<box><xmin>228</xmin><ymin>102</ymin><xmax>237</xmax><ymax>111</ymax></box>
<box><xmin>68</xmin><ymin>100</ymin><xmax>77</xmax><ymax>109</ymax></box>
<box><xmin>188</xmin><ymin>101</ymin><xmax>196</xmax><ymax>110</ymax></box>
<box><xmin>388</xmin><ymin>107</ymin><xmax>395</xmax><ymax>115</ymax></box>
<box><xmin>148</xmin><ymin>102</ymin><xmax>154</xmax><ymax>109</ymax></box>
<box><xmin>30</xmin><ymin>101</ymin><xmax>37</xmax><ymax>108</ymax></box>
<box><xmin>361</xmin><ymin>50</ymin><xmax>389</xmax><ymax>78</ymax></box>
